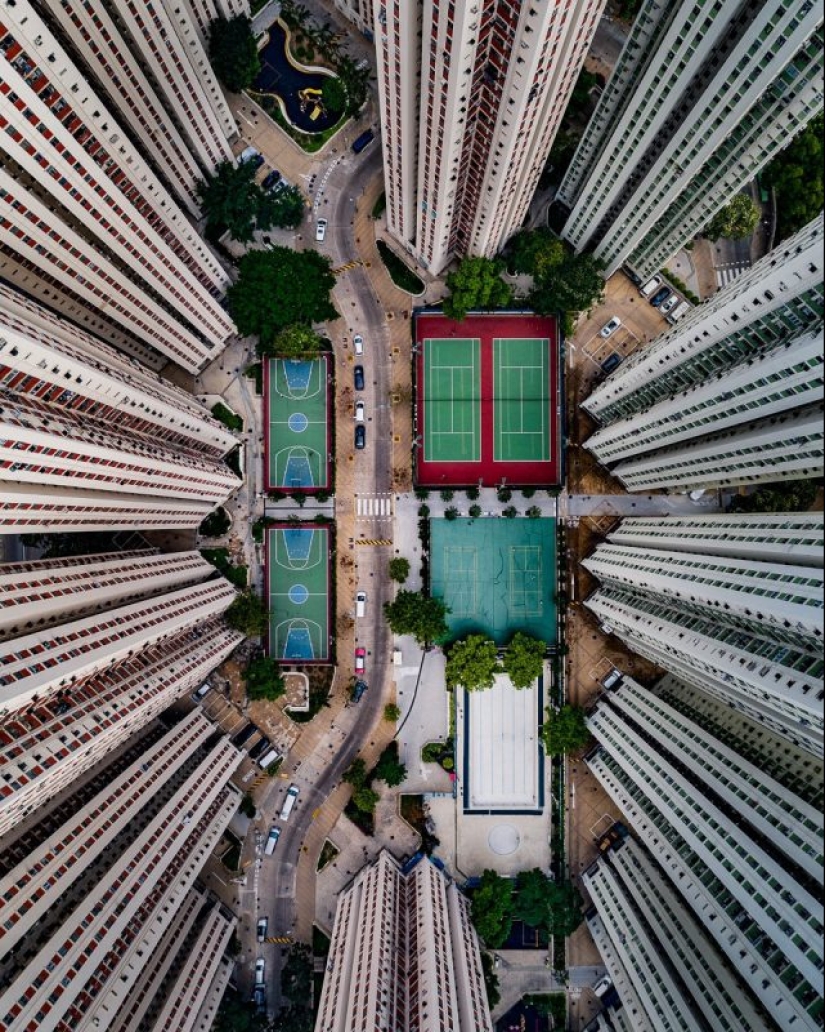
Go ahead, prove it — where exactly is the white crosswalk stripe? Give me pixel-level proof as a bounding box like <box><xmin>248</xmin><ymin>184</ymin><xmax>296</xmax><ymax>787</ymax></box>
<box><xmin>356</xmin><ymin>494</ymin><xmax>394</xmax><ymax>520</ymax></box>
<box><xmin>715</xmin><ymin>263</ymin><xmax>750</xmax><ymax>288</ymax></box>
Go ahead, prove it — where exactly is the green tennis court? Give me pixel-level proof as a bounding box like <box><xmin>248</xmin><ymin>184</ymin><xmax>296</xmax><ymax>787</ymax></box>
<box><xmin>265</xmin><ymin>357</ymin><xmax>329</xmax><ymax>491</ymax></box>
<box><xmin>423</xmin><ymin>337</ymin><xmax>481</xmax><ymax>462</ymax></box>
<box><xmin>493</xmin><ymin>338</ymin><xmax>551</xmax><ymax>462</ymax></box>
<box><xmin>267</xmin><ymin>525</ymin><xmax>329</xmax><ymax>662</ymax></box>
<box><xmin>430</xmin><ymin>517</ymin><xmax>557</xmax><ymax>645</ymax></box>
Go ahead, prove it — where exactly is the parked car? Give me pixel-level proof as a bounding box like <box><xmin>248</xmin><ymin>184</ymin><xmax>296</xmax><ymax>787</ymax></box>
<box><xmin>659</xmin><ymin>294</ymin><xmax>680</xmax><ymax>315</ymax></box>
<box><xmin>353</xmin><ymin>365</ymin><xmax>365</xmax><ymax>391</ymax></box>
<box><xmin>315</xmin><ymin>218</ymin><xmax>327</xmax><ymax>242</ymax></box>
<box><xmin>649</xmin><ymin>286</ymin><xmax>672</xmax><ymax>307</ymax></box>
<box><xmin>601</xmin><ymin>352</ymin><xmax>623</xmax><ymax>374</ymax></box>
<box><xmin>262</xmin><ymin>169</ymin><xmax>282</xmax><ymax>191</ymax></box>
<box><xmin>354</xmin><ymin>401</ymin><xmax>365</xmax><ymax>422</ymax></box>
<box><xmin>255</xmin><ymin>958</ymin><xmax>265</xmax><ymax>985</ymax></box>
<box><xmin>599</xmin><ymin>316</ymin><xmax>621</xmax><ymax>338</ymax></box>
<box><xmin>351</xmin><ymin>679</ymin><xmax>368</xmax><ymax>703</ymax></box>
<box><xmin>257</xmin><ymin>917</ymin><xmax>269</xmax><ymax>943</ymax></box>
<box><xmin>640</xmin><ymin>275</ymin><xmax>662</xmax><ymax>297</ymax></box>
<box><xmin>353</xmin><ymin>333</ymin><xmax>364</xmax><ymax>356</ymax></box>
<box><xmin>264</xmin><ymin>827</ymin><xmax>281</xmax><ymax>856</ymax></box>
<box><xmin>253</xmin><ymin>986</ymin><xmax>266</xmax><ymax>1013</ymax></box>
<box><xmin>355</xmin><ymin>424</ymin><xmax>366</xmax><ymax>449</ymax></box>
<box><xmin>240</xmin><ymin>150</ymin><xmax>264</xmax><ymax>169</ymax></box>
<box><xmin>352</xmin><ymin>129</ymin><xmax>375</xmax><ymax>154</ymax></box>
<box><xmin>354</xmin><ymin>646</ymin><xmax>366</xmax><ymax>674</ymax></box>
<box><xmin>355</xmin><ymin>590</ymin><xmax>366</xmax><ymax>617</ymax></box>
<box><xmin>667</xmin><ymin>299</ymin><xmax>691</xmax><ymax>323</ymax></box>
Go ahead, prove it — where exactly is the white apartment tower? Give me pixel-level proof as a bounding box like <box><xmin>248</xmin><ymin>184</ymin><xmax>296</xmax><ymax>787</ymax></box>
<box><xmin>583</xmin><ymin>513</ymin><xmax>825</xmax><ymax>754</ymax></box>
<box><xmin>0</xmin><ymin>283</ymin><xmax>240</xmax><ymax>532</ymax></box>
<box><xmin>0</xmin><ymin>2</ymin><xmax>237</xmax><ymax>370</ymax></box>
<box><xmin>581</xmin><ymin>215</ymin><xmax>825</xmax><ymax>492</ymax></box>
<box><xmin>374</xmin><ymin>0</ymin><xmax>606</xmax><ymax>275</ymax></box>
<box><xmin>0</xmin><ymin>708</ymin><xmax>242</xmax><ymax>1032</ymax></box>
<box><xmin>559</xmin><ymin>0</ymin><xmax>824</xmax><ymax>279</ymax></box>
<box><xmin>585</xmin><ymin>676</ymin><xmax>823</xmax><ymax>1031</ymax></box>
<box><xmin>316</xmin><ymin>850</ymin><xmax>493</xmax><ymax>1032</ymax></box>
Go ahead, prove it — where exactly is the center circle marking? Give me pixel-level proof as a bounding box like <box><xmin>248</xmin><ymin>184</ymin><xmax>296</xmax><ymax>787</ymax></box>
<box><xmin>288</xmin><ymin>584</ymin><xmax>309</xmax><ymax>605</ymax></box>
<box><xmin>288</xmin><ymin>412</ymin><xmax>309</xmax><ymax>433</ymax></box>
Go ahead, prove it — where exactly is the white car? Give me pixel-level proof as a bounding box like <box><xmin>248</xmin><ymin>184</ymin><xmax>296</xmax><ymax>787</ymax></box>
<box><xmin>599</xmin><ymin>316</ymin><xmax>621</xmax><ymax>338</ymax></box>
<box><xmin>353</xmin><ymin>334</ymin><xmax>364</xmax><ymax>356</ymax></box>
<box><xmin>640</xmin><ymin>275</ymin><xmax>662</xmax><ymax>297</ymax></box>
<box><xmin>354</xmin><ymin>401</ymin><xmax>365</xmax><ymax>422</ymax></box>
<box><xmin>315</xmin><ymin>218</ymin><xmax>327</xmax><ymax>242</ymax></box>
<box><xmin>659</xmin><ymin>294</ymin><xmax>680</xmax><ymax>315</ymax></box>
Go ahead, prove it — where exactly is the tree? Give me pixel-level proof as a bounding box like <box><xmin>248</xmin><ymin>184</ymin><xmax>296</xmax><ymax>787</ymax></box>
<box><xmin>445</xmin><ymin>634</ymin><xmax>499</xmax><ymax>691</ymax></box>
<box><xmin>352</xmin><ymin>785</ymin><xmax>380</xmax><ymax>813</ymax></box>
<box><xmin>383</xmin><ymin>590</ymin><xmax>450</xmax><ymax>646</ymax></box>
<box><xmin>244</xmin><ymin>654</ymin><xmax>286</xmax><ymax>701</ymax></box>
<box><xmin>335</xmin><ymin>55</ymin><xmax>371</xmax><ymax>116</ymax></box>
<box><xmin>727</xmin><ymin>478</ymin><xmax>818</xmax><ymax>514</ymax></box>
<box><xmin>383</xmin><ymin>703</ymin><xmax>401</xmax><ymax>722</ymax></box>
<box><xmin>240</xmin><ymin>793</ymin><xmax>256</xmax><ymax>818</ymax></box>
<box><xmin>503</xmin><ymin>632</ymin><xmax>546</xmax><ymax>689</ymax></box>
<box><xmin>529</xmin><ymin>250</ymin><xmax>605</xmax><ymax>317</ymax></box>
<box><xmin>443</xmin><ymin>257</ymin><xmax>514</xmax><ymax>321</ymax></box>
<box><xmin>343</xmin><ymin>757</ymin><xmax>367</xmax><ymax>788</ymax></box>
<box><xmin>197</xmin><ymin>160</ymin><xmax>263</xmax><ymax>243</ymax></box>
<box><xmin>258</xmin><ymin>183</ymin><xmax>306</xmax><ymax>230</ymax></box>
<box><xmin>444</xmin><ymin>506</ymin><xmax>459</xmax><ymax>521</ymax></box>
<box><xmin>225</xmin><ymin>589</ymin><xmax>267</xmax><ymax>636</ymax></box>
<box><xmin>227</xmin><ymin>249</ymin><xmax>337</xmax><ymax>346</ymax></box>
<box><xmin>541</xmin><ymin>705</ymin><xmax>589</xmax><ymax>756</ymax></box>
<box><xmin>374</xmin><ymin>742</ymin><xmax>408</xmax><ymax>787</ymax></box>
<box><xmin>526</xmin><ymin>505</ymin><xmax>542</xmax><ymax>519</ymax></box>
<box><xmin>469</xmin><ymin>504</ymin><xmax>482</xmax><ymax>519</ymax></box>
<box><xmin>506</xmin><ymin>226</ymin><xmax>565</xmax><ymax>277</ymax></box>
<box><xmin>270</xmin><ymin>323</ymin><xmax>325</xmax><ymax>359</ymax></box>
<box><xmin>512</xmin><ymin>868</ymin><xmax>553</xmax><ymax>928</ymax></box>
<box><xmin>704</xmin><ymin>193</ymin><xmax>760</xmax><ymax>240</ymax></box>
<box><xmin>388</xmin><ymin>557</ymin><xmax>410</xmax><ymax>583</ymax></box>
<box><xmin>471</xmin><ymin>870</ymin><xmax>514</xmax><ymax>948</ymax></box>
<box><xmin>199</xmin><ymin>506</ymin><xmax>231</xmax><ymax>538</ymax></box>
<box><xmin>763</xmin><ymin>114</ymin><xmax>824</xmax><ymax>242</ymax></box>
<box><xmin>545</xmin><ymin>879</ymin><xmax>585</xmax><ymax>937</ymax></box>
<box><xmin>208</xmin><ymin>16</ymin><xmax>260</xmax><ymax>93</ymax></box>
<box><xmin>321</xmin><ymin>75</ymin><xmax>347</xmax><ymax>114</ymax></box>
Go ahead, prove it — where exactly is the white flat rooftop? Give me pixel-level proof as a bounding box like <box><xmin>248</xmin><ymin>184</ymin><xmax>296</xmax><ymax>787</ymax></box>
<box><xmin>461</xmin><ymin>673</ymin><xmax>542</xmax><ymax>812</ymax></box>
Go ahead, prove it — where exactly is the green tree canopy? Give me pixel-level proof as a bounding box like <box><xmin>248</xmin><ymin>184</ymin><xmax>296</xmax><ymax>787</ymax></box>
<box><xmin>244</xmin><ymin>654</ymin><xmax>286</xmax><ymax>701</ymax></box>
<box><xmin>383</xmin><ymin>703</ymin><xmax>401</xmax><ymax>722</ymax></box>
<box><xmin>445</xmin><ymin>634</ymin><xmax>499</xmax><ymax>691</ymax></box>
<box><xmin>225</xmin><ymin>589</ymin><xmax>267</xmax><ymax>636</ymax></box>
<box><xmin>227</xmin><ymin>248</ymin><xmax>337</xmax><ymax>345</ymax></box>
<box><xmin>763</xmin><ymin>114</ymin><xmax>823</xmax><ymax>243</ymax></box>
<box><xmin>383</xmin><ymin>590</ymin><xmax>450</xmax><ymax>646</ymax></box>
<box><xmin>352</xmin><ymin>785</ymin><xmax>380</xmax><ymax>813</ymax></box>
<box><xmin>471</xmin><ymin>870</ymin><xmax>514</xmax><ymax>948</ymax></box>
<box><xmin>512</xmin><ymin>868</ymin><xmax>553</xmax><ymax>928</ymax></box>
<box><xmin>503</xmin><ymin>632</ymin><xmax>546</xmax><ymax>689</ymax></box>
<box><xmin>335</xmin><ymin>55</ymin><xmax>370</xmax><ymax>115</ymax></box>
<box><xmin>343</xmin><ymin>757</ymin><xmax>367</xmax><ymax>788</ymax></box>
<box><xmin>321</xmin><ymin>75</ymin><xmax>347</xmax><ymax>114</ymax></box>
<box><xmin>505</xmin><ymin>226</ymin><xmax>565</xmax><ymax>277</ymax></box>
<box><xmin>374</xmin><ymin>742</ymin><xmax>408</xmax><ymax>787</ymax></box>
<box><xmin>541</xmin><ymin>705</ymin><xmax>589</xmax><ymax>756</ymax></box>
<box><xmin>443</xmin><ymin>257</ymin><xmax>514</xmax><ymax>321</ymax></box>
<box><xmin>388</xmin><ymin>557</ymin><xmax>411</xmax><ymax>583</ymax></box>
<box><xmin>545</xmin><ymin>879</ymin><xmax>585</xmax><ymax>937</ymax></box>
<box><xmin>259</xmin><ymin>183</ymin><xmax>307</xmax><ymax>229</ymax></box>
<box><xmin>269</xmin><ymin>323</ymin><xmax>325</xmax><ymax>359</ymax></box>
<box><xmin>208</xmin><ymin>16</ymin><xmax>260</xmax><ymax>93</ymax></box>
<box><xmin>727</xmin><ymin>478</ymin><xmax>818</xmax><ymax>513</ymax></box>
<box><xmin>240</xmin><ymin>792</ymin><xmax>256</xmax><ymax>818</ymax></box>
<box><xmin>528</xmin><ymin>249</ymin><xmax>605</xmax><ymax>317</ymax></box>
<box><xmin>704</xmin><ymin>193</ymin><xmax>760</xmax><ymax>240</ymax></box>
<box><xmin>197</xmin><ymin>160</ymin><xmax>264</xmax><ymax>243</ymax></box>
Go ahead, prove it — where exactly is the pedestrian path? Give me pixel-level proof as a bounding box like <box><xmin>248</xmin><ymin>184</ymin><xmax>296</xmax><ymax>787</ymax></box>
<box><xmin>714</xmin><ymin>261</ymin><xmax>750</xmax><ymax>287</ymax></box>
<box><xmin>355</xmin><ymin>493</ymin><xmax>394</xmax><ymax>520</ymax></box>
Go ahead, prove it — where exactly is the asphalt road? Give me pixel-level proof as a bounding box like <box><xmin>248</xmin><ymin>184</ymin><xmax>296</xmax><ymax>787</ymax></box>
<box><xmin>256</xmin><ymin>142</ymin><xmax>394</xmax><ymax>1017</ymax></box>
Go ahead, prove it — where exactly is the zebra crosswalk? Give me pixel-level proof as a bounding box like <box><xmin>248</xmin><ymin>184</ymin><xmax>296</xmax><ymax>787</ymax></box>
<box><xmin>355</xmin><ymin>494</ymin><xmax>394</xmax><ymax>520</ymax></box>
<box><xmin>715</xmin><ymin>262</ymin><xmax>750</xmax><ymax>288</ymax></box>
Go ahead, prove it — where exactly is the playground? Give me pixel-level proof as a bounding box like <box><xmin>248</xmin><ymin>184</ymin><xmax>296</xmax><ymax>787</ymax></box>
<box><xmin>266</xmin><ymin>524</ymin><xmax>331</xmax><ymax>663</ymax></box>
<box><xmin>414</xmin><ymin>312</ymin><xmax>561</xmax><ymax>487</ymax></box>
<box><xmin>429</xmin><ymin>517</ymin><xmax>557</xmax><ymax>645</ymax></box>
<box><xmin>264</xmin><ymin>356</ymin><xmax>331</xmax><ymax>493</ymax></box>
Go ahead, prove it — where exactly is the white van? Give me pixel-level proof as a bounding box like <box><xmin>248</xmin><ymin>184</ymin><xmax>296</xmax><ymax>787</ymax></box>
<box><xmin>667</xmin><ymin>299</ymin><xmax>691</xmax><ymax>323</ymax></box>
<box><xmin>264</xmin><ymin>826</ymin><xmax>281</xmax><ymax>855</ymax></box>
<box><xmin>192</xmin><ymin>682</ymin><xmax>210</xmax><ymax>701</ymax></box>
<box><xmin>355</xmin><ymin>590</ymin><xmax>366</xmax><ymax>617</ymax></box>
<box><xmin>258</xmin><ymin>747</ymin><xmax>281</xmax><ymax>769</ymax></box>
<box><xmin>602</xmin><ymin>668</ymin><xmax>623</xmax><ymax>690</ymax></box>
<box><xmin>640</xmin><ymin>275</ymin><xmax>661</xmax><ymax>297</ymax></box>
<box><xmin>280</xmin><ymin>785</ymin><xmax>299</xmax><ymax>821</ymax></box>
<box><xmin>255</xmin><ymin>958</ymin><xmax>266</xmax><ymax>986</ymax></box>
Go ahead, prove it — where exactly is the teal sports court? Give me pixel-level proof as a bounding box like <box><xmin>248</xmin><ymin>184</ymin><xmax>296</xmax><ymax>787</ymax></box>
<box><xmin>264</xmin><ymin>356</ymin><xmax>330</xmax><ymax>492</ymax></box>
<box><xmin>429</xmin><ymin>517</ymin><xmax>557</xmax><ymax>645</ymax></box>
<box><xmin>266</xmin><ymin>524</ymin><xmax>330</xmax><ymax>663</ymax></box>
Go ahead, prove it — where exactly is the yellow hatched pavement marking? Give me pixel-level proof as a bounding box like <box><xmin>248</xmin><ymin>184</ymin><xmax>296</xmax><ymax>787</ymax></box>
<box><xmin>356</xmin><ymin>539</ymin><xmax>393</xmax><ymax>546</ymax></box>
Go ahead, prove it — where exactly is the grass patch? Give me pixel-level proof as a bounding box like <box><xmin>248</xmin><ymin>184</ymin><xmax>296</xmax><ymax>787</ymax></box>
<box><xmin>201</xmin><ymin>547</ymin><xmax>249</xmax><ymax>589</ymax></box>
<box><xmin>376</xmin><ymin>240</ymin><xmax>425</xmax><ymax>294</ymax></box>
<box><xmin>249</xmin><ymin>91</ymin><xmax>347</xmax><ymax>153</ymax></box>
<box><xmin>226</xmin><ymin>448</ymin><xmax>242</xmax><ymax>478</ymax></box>
<box><xmin>371</xmin><ymin>191</ymin><xmax>386</xmax><ymax>219</ymax></box>
<box><xmin>211</xmin><ymin>401</ymin><xmax>243</xmax><ymax>432</ymax></box>
<box><xmin>316</xmin><ymin>839</ymin><xmax>339</xmax><ymax>872</ymax></box>
<box><xmin>245</xmin><ymin>362</ymin><xmax>263</xmax><ymax>395</ymax></box>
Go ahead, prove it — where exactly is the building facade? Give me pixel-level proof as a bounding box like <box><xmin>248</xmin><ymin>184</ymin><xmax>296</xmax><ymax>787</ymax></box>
<box><xmin>582</xmin><ymin>513</ymin><xmax>825</xmax><ymax>754</ymax></box>
<box><xmin>0</xmin><ymin>2</ymin><xmax>237</xmax><ymax>370</ymax></box>
<box><xmin>315</xmin><ymin>850</ymin><xmax>493</xmax><ymax>1032</ymax></box>
<box><xmin>585</xmin><ymin>675</ymin><xmax>823</xmax><ymax>1031</ymax></box>
<box><xmin>558</xmin><ymin>0</ymin><xmax>824</xmax><ymax>279</ymax></box>
<box><xmin>374</xmin><ymin>0</ymin><xmax>606</xmax><ymax>274</ymax></box>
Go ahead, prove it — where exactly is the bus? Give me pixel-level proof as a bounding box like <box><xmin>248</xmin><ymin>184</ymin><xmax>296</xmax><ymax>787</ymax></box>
<box><xmin>280</xmin><ymin>785</ymin><xmax>299</xmax><ymax>821</ymax></box>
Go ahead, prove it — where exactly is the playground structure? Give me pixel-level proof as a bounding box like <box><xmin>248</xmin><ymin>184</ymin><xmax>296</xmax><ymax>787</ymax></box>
<box><xmin>298</xmin><ymin>87</ymin><xmax>325</xmax><ymax>122</ymax></box>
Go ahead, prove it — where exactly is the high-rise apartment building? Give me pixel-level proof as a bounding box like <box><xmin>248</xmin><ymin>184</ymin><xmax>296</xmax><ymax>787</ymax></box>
<box><xmin>315</xmin><ymin>850</ymin><xmax>493</xmax><ymax>1032</ymax></box>
<box><xmin>0</xmin><ymin>2</ymin><xmax>237</xmax><ymax>370</ymax></box>
<box><xmin>559</xmin><ymin>0</ymin><xmax>824</xmax><ymax>279</ymax></box>
<box><xmin>0</xmin><ymin>707</ymin><xmax>242</xmax><ymax>1032</ymax></box>
<box><xmin>580</xmin><ymin>215</ymin><xmax>825</xmax><ymax>491</ymax></box>
<box><xmin>0</xmin><ymin>283</ymin><xmax>240</xmax><ymax>532</ymax></box>
<box><xmin>374</xmin><ymin>0</ymin><xmax>606</xmax><ymax>275</ymax></box>
<box><xmin>334</xmin><ymin>0</ymin><xmax>372</xmax><ymax>35</ymax></box>
<box><xmin>585</xmin><ymin>675</ymin><xmax>823</xmax><ymax>1031</ymax></box>
<box><xmin>582</xmin><ymin>513</ymin><xmax>825</xmax><ymax>754</ymax></box>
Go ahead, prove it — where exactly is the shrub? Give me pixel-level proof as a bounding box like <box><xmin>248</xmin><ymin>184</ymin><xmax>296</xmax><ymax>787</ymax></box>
<box><xmin>199</xmin><ymin>506</ymin><xmax>231</xmax><ymax>537</ymax></box>
<box><xmin>444</xmin><ymin>506</ymin><xmax>459</xmax><ymax>521</ymax></box>
<box><xmin>439</xmin><ymin>489</ymin><xmax>454</xmax><ymax>501</ymax></box>
<box><xmin>526</xmin><ymin>505</ymin><xmax>542</xmax><ymax>518</ymax></box>
<box><xmin>469</xmin><ymin>504</ymin><xmax>482</xmax><ymax>519</ymax></box>
<box><xmin>388</xmin><ymin>557</ymin><xmax>411</xmax><ymax>583</ymax></box>
<box><xmin>383</xmin><ymin>703</ymin><xmax>401</xmax><ymax>722</ymax></box>
<box><xmin>465</xmin><ymin>486</ymin><xmax>480</xmax><ymax>500</ymax></box>
<box><xmin>376</xmin><ymin>240</ymin><xmax>425</xmax><ymax>294</ymax></box>
<box><xmin>497</xmin><ymin>487</ymin><xmax>512</xmax><ymax>502</ymax></box>
<box><xmin>414</xmin><ymin>487</ymin><xmax>430</xmax><ymax>500</ymax></box>
<box><xmin>211</xmin><ymin>401</ymin><xmax>243</xmax><ymax>431</ymax></box>
<box><xmin>502</xmin><ymin>506</ymin><xmax>518</xmax><ymax>518</ymax></box>
<box><xmin>418</xmin><ymin>504</ymin><xmax>430</xmax><ymax>518</ymax></box>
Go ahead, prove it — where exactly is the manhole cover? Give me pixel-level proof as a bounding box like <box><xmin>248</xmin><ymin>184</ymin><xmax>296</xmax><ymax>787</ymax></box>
<box><xmin>488</xmin><ymin>824</ymin><xmax>520</xmax><ymax>856</ymax></box>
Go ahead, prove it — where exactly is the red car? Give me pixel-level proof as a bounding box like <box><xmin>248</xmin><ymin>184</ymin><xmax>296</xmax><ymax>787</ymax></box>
<box><xmin>354</xmin><ymin>647</ymin><xmax>366</xmax><ymax>674</ymax></box>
